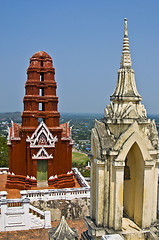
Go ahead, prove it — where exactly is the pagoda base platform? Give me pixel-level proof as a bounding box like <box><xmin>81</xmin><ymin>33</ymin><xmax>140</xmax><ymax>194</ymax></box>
<box><xmin>6</xmin><ymin>172</ymin><xmax>75</xmax><ymax>190</ymax></box>
<box><xmin>6</xmin><ymin>174</ymin><xmax>37</xmax><ymax>190</ymax></box>
<box><xmin>48</xmin><ymin>172</ymin><xmax>75</xmax><ymax>188</ymax></box>
<box><xmin>81</xmin><ymin>217</ymin><xmax>159</xmax><ymax>240</ymax></box>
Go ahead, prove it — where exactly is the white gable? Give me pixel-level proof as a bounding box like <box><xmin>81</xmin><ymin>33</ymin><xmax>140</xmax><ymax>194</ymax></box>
<box><xmin>32</xmin><ymin>147</ymin><xmax>53</xmax><ymax>159</ymax></box>
<box><xmin>26</xmin><ymin>121</ymin><xmax>58</xmax><ymax>148</ymax></box>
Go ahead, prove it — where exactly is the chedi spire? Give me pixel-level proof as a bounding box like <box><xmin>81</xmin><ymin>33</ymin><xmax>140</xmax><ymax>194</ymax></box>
<box><xmin>111</xmin><ymin>18</ymin><xmax>142</xmax><ymax>103</ymax></box>
<box><xmin>120</xmin><ymin>18</ymin><xmax>132</xmax><ymax>68</ymax></box>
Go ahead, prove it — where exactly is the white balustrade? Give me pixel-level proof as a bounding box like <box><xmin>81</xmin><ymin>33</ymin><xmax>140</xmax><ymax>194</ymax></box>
<box><xmin>73</xmin><ymin>168</ymin><xmax>90</xmax><ymax>187</ymax></box>
<box><xmin>21</xmin><ymin>187</ymin><xmax>90</xmax><ymax>201</ymax></box>
<box><xmin>29</xmin><ymin>204</ymin><xmax>45</xmax><ymax>217</ymax></box>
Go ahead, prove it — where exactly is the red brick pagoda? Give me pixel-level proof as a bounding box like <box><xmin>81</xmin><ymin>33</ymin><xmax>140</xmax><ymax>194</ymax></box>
<box><xmin>6</xmin><ymin>51</ymin><xmax>75</xmax><ymax>189</ymax></box>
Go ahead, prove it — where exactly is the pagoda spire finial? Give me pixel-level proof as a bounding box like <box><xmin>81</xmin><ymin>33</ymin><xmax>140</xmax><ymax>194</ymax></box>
<box><xmin>120</xmin><ymin>18</ymin><xmax>132</xmax><ymax>68</ymax></box>
<box><xmin>124</xmin><ymin>18</ymin><xmax>128</xmax><ymax>37</ymax></box>
<box><xmin>110</xmin><ymin>18</ymin><xmax>142</xmax><ymax>103</ymax></box>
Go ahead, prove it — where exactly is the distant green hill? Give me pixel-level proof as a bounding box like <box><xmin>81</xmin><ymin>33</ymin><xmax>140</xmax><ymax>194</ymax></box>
<box><xmin>72</xmin><ymin>152</ymin><xmax>88</xmax><ymax>165</ymax></box>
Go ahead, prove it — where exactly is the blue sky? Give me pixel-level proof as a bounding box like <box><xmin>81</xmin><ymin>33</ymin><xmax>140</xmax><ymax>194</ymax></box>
<box><xmin>0</xmin><ymin>0</ymin><xmax>159</xmax><ymax>114</ymax></box>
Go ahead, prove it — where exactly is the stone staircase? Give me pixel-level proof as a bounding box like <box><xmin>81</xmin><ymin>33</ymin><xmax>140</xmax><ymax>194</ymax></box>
<box><xmin>0</xmin><ymin>191</ymin><xmax>51</xmax><ymax>232</ymax></box>
<box><xmin>29</xmin><ymin>212</ymin><xmax>45</xmax><ymax>229</ymax></box>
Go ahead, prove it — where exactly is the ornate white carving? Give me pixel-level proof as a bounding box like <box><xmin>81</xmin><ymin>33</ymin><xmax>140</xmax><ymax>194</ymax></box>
<box><xmin>104</xmin><ymin>101</ymin><xmax>147</xmax><ymax>120</ymax></box>
<box><xmin>27</xmin><ymin>121</ymin><xmax>58</xmax><ymax>148</ymax></box>
<box><xmin>147</xmin><ymin>120</ymin><xmax>159</xmax><ymax>149</ymax></box>
<box><xmin>32</xmin><ymin>147</ymin><xmax>53</xmax><ymax>159</ymax></box>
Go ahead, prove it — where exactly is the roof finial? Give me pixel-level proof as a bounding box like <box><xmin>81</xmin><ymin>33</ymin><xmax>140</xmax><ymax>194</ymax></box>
<box><xmin>120</xmin><ymin>18</ymin><xmax>132</xmax><ymax>68</ymax></box>
<box><xmin>124</xmin><ymin>18</ymin><xmax>128</xmax><ymax>37</ymax></box>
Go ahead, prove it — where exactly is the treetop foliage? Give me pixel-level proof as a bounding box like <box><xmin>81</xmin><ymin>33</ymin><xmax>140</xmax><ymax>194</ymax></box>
<box><xmin>0</xmin><ymin>135</ymin><xmax>9</xmax><ymax>167</ymax></box>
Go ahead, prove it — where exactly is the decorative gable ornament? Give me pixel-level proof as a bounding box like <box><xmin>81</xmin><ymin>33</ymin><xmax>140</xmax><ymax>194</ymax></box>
<box><xmin>32</xmin><ymin>147</ymin><xmax>53</xmax><ymax>159</ymax></box>
<box><xmin>26</xmin><ymin>121</ymin><xmax>58</xmax><ymax>148</ymax></box>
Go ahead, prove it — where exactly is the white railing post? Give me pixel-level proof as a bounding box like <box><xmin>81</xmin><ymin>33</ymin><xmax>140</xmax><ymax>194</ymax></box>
<box><xmin>20</xmin><ymin>190</ymin><xmax>27</xmax><ymax>199</ymax></box>
<box><xmin>0</xmin><ymin>191</ymin><xmax>7</xmax><ymax>231</ymax></box>
<box><xmin>22</xmin><ymin>198</ymin><xmax>30</xmax><ymax>230</ymax></box>
<box><xmin>44</xmin><ymin>211</ymin><xmax>51</xmax><ymax>228</ymax></box>
<box><xmin>43</xmin><ymin>189</ymin><xmax>49</xmax><ymax>201</ymax></box>
<box><xmin>0</xmin><ymin>191</ymin><xmax>7</xmax><ymax>200</ymax></box>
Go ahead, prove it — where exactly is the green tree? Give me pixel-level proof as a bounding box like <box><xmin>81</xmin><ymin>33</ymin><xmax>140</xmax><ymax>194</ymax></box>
<box><xmin>0</xmin><ymin>135</ymin><xmax>9</xmax><ymax>167</ymax></box>
<box><xmin>82</xmin><ymin>169</ymin><xmax>90</xmax><ymax>177</ymax></box>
